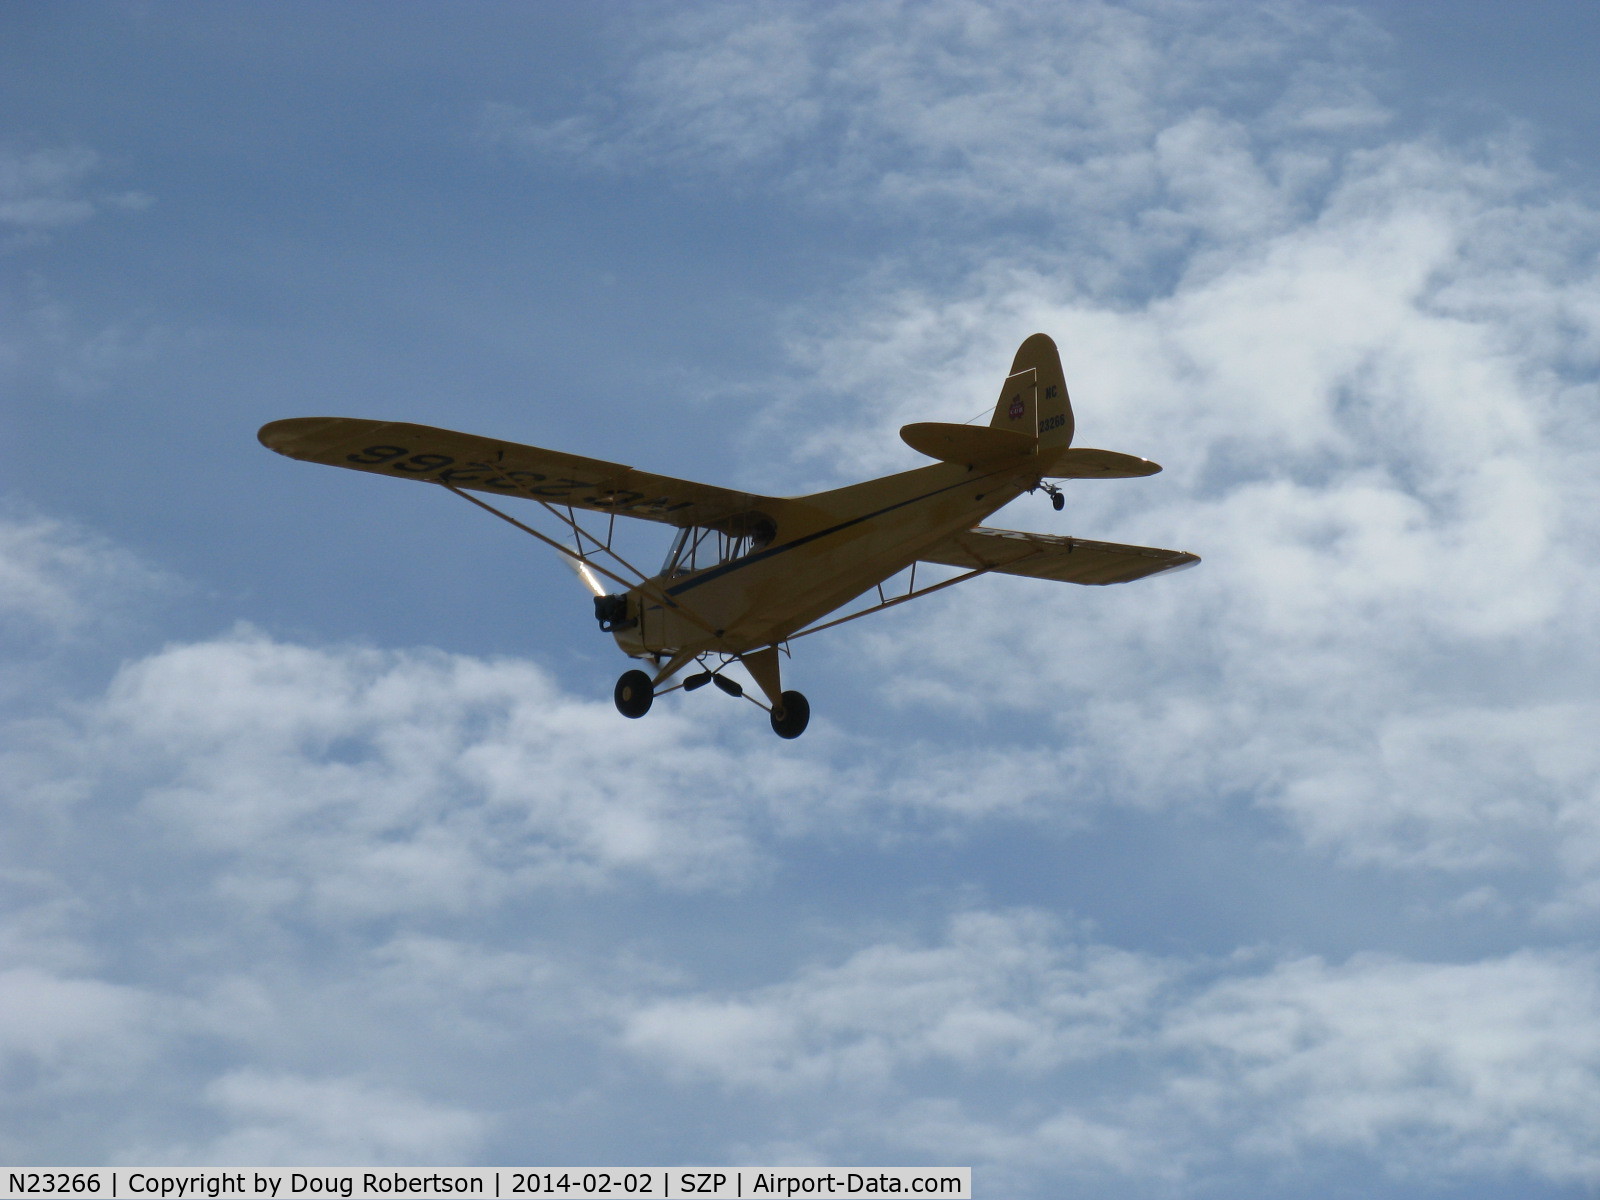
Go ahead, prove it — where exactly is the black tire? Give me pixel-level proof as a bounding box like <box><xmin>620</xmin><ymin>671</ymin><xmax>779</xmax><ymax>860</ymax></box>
<box><xmin>614</xmin><ymin>669</ymin><xmax>654</xmax><ymax>718</ymax></box>
<box><xmin>770</xmin><ymin>690</ymin><xmax>810</xmax><ymax>739</ymax></box>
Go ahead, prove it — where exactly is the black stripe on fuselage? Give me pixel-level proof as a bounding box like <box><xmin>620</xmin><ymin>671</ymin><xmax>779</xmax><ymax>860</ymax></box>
<box><xmin>661</xmin><ymin>465</ymin><xmax>1021</xmax><ymax>599</ymax></box>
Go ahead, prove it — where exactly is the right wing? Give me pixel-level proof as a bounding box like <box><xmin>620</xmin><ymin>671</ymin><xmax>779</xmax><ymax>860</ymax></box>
<box><xmin>919</xmin><ymin>526</ymin><xmax>1199</xmax><ymax>585</ymax></box>
<box><xmin>259</xmin><ymin>417</ymin><xmax>775</xmax><ymax>529</ymax></box>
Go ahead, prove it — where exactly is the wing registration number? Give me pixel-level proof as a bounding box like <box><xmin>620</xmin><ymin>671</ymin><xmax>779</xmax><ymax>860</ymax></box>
<box><xmin>345</xmin><ymin>445</ymin><xmax>693</xmax><ymax>515</ymax></box>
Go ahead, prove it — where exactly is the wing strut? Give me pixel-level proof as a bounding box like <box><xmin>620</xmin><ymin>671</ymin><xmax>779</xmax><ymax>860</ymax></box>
<box><xmin>538</xmin><ymin>500</ymin><xmax>660</xmax><ymax>600</ymax></box>
<box><xmin>785</xmin><ymin>564</ymin><xmax>994</xmax><ymax>643</ymax></box>
<box><xmin>439</xmin><ymin>484</ymin><xmax>722</xmax><ymax>640</ymax></box>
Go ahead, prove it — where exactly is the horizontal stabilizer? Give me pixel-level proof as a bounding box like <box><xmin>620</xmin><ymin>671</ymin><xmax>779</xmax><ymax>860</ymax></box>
<box><xmin>1041</xmin><ymin>448</ymin><xmax>1161</xmax><ymax>478</ymax></box>
<box><xmin>901</xmin><ymin>422</ymin><xmax>1034</xmax><ymax>466</ymax></box>
<box><xmin>919</xmin><ymin>526</ymin><xmax>1198</xmax><ymax>585</ymax></box>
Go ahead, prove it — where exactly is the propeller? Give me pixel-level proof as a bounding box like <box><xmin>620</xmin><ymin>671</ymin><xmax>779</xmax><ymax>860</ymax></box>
<box><xmin>559</xmin><ymin>551</ymin><xmax>608</xmax><ymax>597</ymax></box>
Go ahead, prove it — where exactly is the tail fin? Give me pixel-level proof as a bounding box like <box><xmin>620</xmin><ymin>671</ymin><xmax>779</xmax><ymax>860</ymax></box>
<box><xmin>990</xmin><ymin>333</ymin><xmax>1073</xmax><ymax>451</ymax></box>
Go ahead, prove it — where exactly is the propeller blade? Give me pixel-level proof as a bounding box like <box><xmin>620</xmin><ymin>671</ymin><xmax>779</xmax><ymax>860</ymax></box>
<box><xmin>560</xmin><ymin>552</ymin><xmax>608</xmax><ymax>597</ymax></box>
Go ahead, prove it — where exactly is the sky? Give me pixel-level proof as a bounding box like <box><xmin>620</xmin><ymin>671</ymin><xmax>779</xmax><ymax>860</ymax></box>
<box><xmin>5</xmin><ymin>1</ymin><xmax>1600</xmax><ymax>1195</ymax></box>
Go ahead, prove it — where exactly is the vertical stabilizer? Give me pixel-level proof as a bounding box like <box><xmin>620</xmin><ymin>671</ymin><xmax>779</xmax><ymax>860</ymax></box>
<box><xmin>989</xmin><ymin>367</ymin><xmax>1037</xmax><ymax>439</ymax></box>
<box><xmin>1001</xmin><ymin>333</ymin><xmax>1073</xmax><ymax>451</ymax></box>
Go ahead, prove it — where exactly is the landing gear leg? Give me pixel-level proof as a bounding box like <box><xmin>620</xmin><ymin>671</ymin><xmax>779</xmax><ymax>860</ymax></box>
<box><xmin>742</xmin><ymin>646</ymin><xmax>811</xmax><ymax>739</ymax></box>
<box><xmin>614</xmin><ymin>669</ymin><xmax>654</xmax><ymax>718</ymax></box>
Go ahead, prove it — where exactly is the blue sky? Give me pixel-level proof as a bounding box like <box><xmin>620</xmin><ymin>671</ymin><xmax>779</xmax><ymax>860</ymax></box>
<box><xmin>5</xmin><ymin>2</ymin><xmax>1600</xmax><ymax>1195</ymax></box>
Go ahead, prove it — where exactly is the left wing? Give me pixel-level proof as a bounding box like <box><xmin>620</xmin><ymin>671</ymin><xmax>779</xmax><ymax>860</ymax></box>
<box><xmin>259</xmin><ymin>417</ymin><xmax>775</xmax><ymax>529</ymax></box>
<box><xmin>919</xmin><ymin>526</ymin><xmax>1199</xmax><ymax>585</ymax></box>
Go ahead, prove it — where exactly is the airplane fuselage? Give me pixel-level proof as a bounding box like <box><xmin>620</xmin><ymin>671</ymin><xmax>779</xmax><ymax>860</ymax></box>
<box><xmin>613</xmin><ymin>458</ymin><xmax>1037</xmax><ymax>658</ymax></box>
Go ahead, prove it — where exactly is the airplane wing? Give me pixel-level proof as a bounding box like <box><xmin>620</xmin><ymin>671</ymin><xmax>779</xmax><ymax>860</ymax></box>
<box><xmin>258</xmin><ymin>417</ymin><xmax>775</xmax><ymax>529</ymax></box>
<box><xmin>919</xmin><ymin>526</ymin><xmax>1199</xmax><ymax>585</ymax></box>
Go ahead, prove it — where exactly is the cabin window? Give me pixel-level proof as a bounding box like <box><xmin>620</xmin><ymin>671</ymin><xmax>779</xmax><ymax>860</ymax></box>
<box><xmin>661</xmin><ymin>519</ymin><xmax>775</xmax><ymax>576</ymax></box>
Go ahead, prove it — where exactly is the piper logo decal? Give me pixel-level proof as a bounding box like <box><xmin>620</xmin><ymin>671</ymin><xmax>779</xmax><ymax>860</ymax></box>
<box><xmin>1007</xmin><ymin>395</ymin><xmax>1025</xmax><ymax>420</ymax></box>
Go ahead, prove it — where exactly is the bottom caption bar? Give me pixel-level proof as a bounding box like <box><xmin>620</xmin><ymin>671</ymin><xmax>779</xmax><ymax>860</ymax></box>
<box><xmin>1</xmin><ymin>1171</ymin><xmax>970</xmax><ymax>1200</ymax></box>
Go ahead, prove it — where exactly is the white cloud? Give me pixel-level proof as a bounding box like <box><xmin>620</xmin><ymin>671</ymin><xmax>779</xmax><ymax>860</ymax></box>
<box><xmin>9</xmin><ymin>621</ymin><xmax>1131</xmax><ymax>925</ymax></box>
<box><xmin>620</xmin><ymin>910</ymin><xmax>1600</xmax><ymax>1188</ymax></box>
<box><xmin>842</xmin><ymin>187</ymin><xmax>1600</xmax><ymax>882</ymax></box>
<box><xmin>1160</xmin><ymin>950</ymin><xmax>1600</xmax><ymax>1182</ymax></box>
<box><xmin>624</xmin><ymin>909</ymin><xmax>1172</xmax><ymax>1090</ymax></box>
<box><xmin>73</xmin><ymin>628</ymin><xmax>780</xmax><ymax>906</ymax></box>
<box><xmin>0</xmin><ymin>505</ymin><xmax>174</xmax><ymax>645</ymax></box>
<box><xmin>0</xmin><ymin>147</ymin><xmax>101</xmax><ymax>230</ymax></box>
<box><xmin>4</xmin><ymin>502</ymin><xmax>1596</xmax><ymax>1187</ymax></box>
<box><xmin>483</xmin><ymin>0</ymin><xmax>1600</xmax><ymax>918</ymax></box>
<box><xmin>482</xmin><ymin>0</ymin><xmax>1384</xmax><ymax>238</ymax></box>
<box><xmin>0</xmin><ymin>145</ymin><xmax>150</xmax><ymax>255</ymax></box>
<box><xmin>1</xmin><ymin>144</ymin><xmax>162</xmax><ymax>395</ymax></box>
<box><xmin>0</xmin><ymin>966</ymin><xmax>161</xmax><ymax>1088</ymax></box>
<box><xmin>131</xmin><ymin>1071</ymin><xmax>488</xmax><ymax>1167</ymax></box>
<box><xmin>0</xmin><ymin>964</ymin><xmax>168</xmax><ymax>1160</ymax></box>
<box><xmin>596</xmin><ymin>5</ymin><xmax>1600</xmax><ymax>903</ymax></box>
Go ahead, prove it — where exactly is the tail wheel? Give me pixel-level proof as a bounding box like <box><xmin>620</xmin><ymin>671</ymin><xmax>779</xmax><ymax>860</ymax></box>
<box><xmin>770</xmin><ymin>690</ymin><xmax>810</xmax><ymax>739</ymax></box>
<box><xmin>614</xmin><ymin>669</ymin><xmax>654</xmax><ymax>718</ymax></box>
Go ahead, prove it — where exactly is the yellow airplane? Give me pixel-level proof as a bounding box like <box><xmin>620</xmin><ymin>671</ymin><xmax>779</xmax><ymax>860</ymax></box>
<box><xmin>259</xmin><ymin>333</ymin><xmax>1196</xmax><ymax>738</ymax></box>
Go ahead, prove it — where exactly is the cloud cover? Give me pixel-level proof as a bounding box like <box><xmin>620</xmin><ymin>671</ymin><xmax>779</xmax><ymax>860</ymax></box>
<box><xmin>6</xmin><ymin>1</ymin><xmax>1600</xmax><ymax>1195</ymax></box>
<box><xmin>506</xmin><ymin>0</ymin><xmax>1600</xmax><ymax>902</ymax></box>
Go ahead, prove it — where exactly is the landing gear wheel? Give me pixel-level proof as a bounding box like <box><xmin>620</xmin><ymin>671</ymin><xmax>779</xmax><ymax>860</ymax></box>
<box><xmin>770</xmin><ymin>690</ymin><xmax>810</xmax><ymax>739</ymax></box>
<box><xmin>1051</xmin><ymin>490</ymin><xmax>1064</xmax><ymax>512</ymax></box>
<box><xmin>614</xmin><ymin>669</ymin><xmax>654</xmax><ymax>718</ymax></box>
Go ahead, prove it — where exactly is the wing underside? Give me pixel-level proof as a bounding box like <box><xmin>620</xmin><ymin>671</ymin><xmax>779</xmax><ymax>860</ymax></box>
<box><xmin>258</xmin><ymin>417</ymin><xmax>774</xmax><ymax>529</ymax></box>
<box><xmin>919</xmin><ymin>526</ymin><xmax>1199</xmax><ymax>585</ymax></box>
